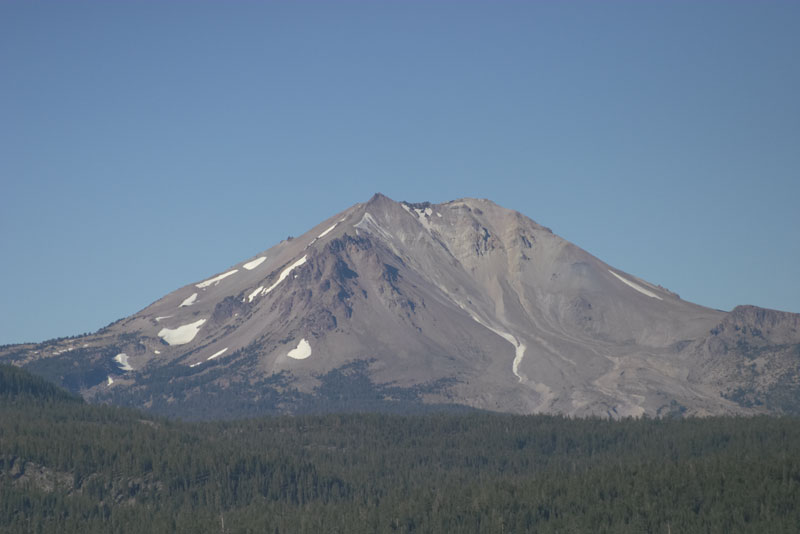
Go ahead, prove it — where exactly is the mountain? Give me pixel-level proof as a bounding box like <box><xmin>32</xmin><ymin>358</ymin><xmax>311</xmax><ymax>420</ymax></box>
<box><xmin>2</xmin><ymin>193</ymin><xmax>799</xmax><ymax>418</ymax></box>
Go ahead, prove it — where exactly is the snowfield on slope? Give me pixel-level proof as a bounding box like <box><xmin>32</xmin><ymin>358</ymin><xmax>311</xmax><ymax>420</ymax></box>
<box><xmin>248</xmin><ymin>256</ymin><xmax>307</xmax><ymax>302</ymax></box>
<box><xmin>317</xmin><ymin>223</ymin><xmax>338</xmax><ymax>239</ymax></box>
<box><xmin>207</xmin><ymin>347</ymin><xmax>228</xmax><ymax>361</ymax></box>
<box><xmin>243</xmin><ymin>257</ymin><xmax>266</xmax><ymax>270</ymax></box>
<box><xmin>158</xmin><ymin>319</ymin><xmax>206</xmax><ymax>345</ymax></box>
<box><xmin>196</xmin><ymin>269</ymin><xmax>238</xmax><ymax>289</ymax></box>
<box><xmin>608</xmin><ymin>270</ymin><xmax>663</xmax><ymax>300</ymax></box>
<box><xmin>179</xmin><ymin>293</ymin><xmax>198</xmax><ymax>307</ymax></box>
<box><xmin>114</xmin><ymin>353</ymin><xmax>133</xmax><ymax>371</ymax></box>
<box><xmin>287</xmin><ymin>338</ymin><xmax>312</xmax><ymax>359</ymax></box>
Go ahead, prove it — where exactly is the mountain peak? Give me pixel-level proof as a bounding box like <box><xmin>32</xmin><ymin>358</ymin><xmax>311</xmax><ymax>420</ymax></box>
<box><xmin>366</xmin><ymin>192</ymin><xmax>396</xmax><ymax>207</ymax></box>
<box><xmin>3</xmin><ymin>195</ymin><xmax>800</xmax><ymax>419</ymax></box>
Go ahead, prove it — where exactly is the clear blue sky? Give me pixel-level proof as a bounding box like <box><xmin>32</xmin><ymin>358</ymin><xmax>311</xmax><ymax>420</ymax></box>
<box><xmin>1</xmin><ymin>1</ymin><xmax>798</xmax><ymax>344</ymax></box>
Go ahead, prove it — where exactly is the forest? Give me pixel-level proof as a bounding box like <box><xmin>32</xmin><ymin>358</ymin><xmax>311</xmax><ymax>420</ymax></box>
<box><xmin>2</xmin><ymin>363</ymin><xmax>800</xmax><ymax>533</ymax></box>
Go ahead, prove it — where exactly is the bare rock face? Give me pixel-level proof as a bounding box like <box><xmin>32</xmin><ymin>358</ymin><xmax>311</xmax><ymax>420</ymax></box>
<box><xmin>2</xmin><ymin>193</ymin><xmax>799</xmax><ymax>419</ymax></box>
<box><xmin>690</xmin><ymin>306</ymin><xmax>800</xmax><ymax>414</ymax></box>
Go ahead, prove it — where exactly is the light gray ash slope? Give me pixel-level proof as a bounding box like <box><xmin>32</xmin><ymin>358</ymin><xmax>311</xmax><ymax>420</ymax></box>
<box><xmin>3</xmin><ymin>193</ymin><xmax>799</xmax><ymax>418</ymax></box>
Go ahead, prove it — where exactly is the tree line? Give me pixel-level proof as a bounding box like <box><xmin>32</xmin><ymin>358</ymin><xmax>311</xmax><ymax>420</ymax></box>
<box><xmin>2</xmin><ymin>364</ymin><xmax>799</xmax><ymax>533</ymax></box>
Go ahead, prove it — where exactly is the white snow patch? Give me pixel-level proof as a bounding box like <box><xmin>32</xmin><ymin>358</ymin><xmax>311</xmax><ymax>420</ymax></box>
<box><xmin>155</xmin><ymin>316</ymin><xmax>172</xmax><ymax>322</ymax></box>
<box><xmin>158</xmin><ymin>319</ymin><xmax>206</xmax><ymax>345</ymax></box>
<box><xmin>196</xmin><ymin>269</ymin><xmax>238</xmax><ymax>289</ymax></box>
<box><xmin>243</xmin><ymin>256</ymin><xmax>266</xmax><ymax>270</ymax></box>
<box><xmin>463</xmin><ymin>313</ymin><xmax>553</xmax><ymax>407</ymax></box>
<box><xmin>179</xmin><ymin>293</ymin><xmax>198</xmax><ymax>307</ymax></box>
<box><xmin>114</xmin><ymin>353</ymin><xmax>133</xmax><ymax>372</ymax></box>
<box><xmin>438</xmin><ymin>286</ymin><xmax>535</xmax><ymax>387</ymax></box>
<box><xmin>189</xmin><ymin>362</ymin><xmax>202</xmax><ymax>368</ymax></box>
<box><xmin>413</xmin><ymin>208</ymin><xmax>434</xmax><ymax>232</ymax></box>
<box><xmin>247</xmin><ymin>286</ymin><xmax>264</xmax><ymax>303</ymax></box>
<box><xmin>436</xmin><ymin>212</ymin><xmax>442</xmax><ymax>218</ymax></box>
<box><xmin>608</xmin><ymin>270</ymin><xmax>663</xmax><ymax>300</ymax></box>
<box><xmin>287</xmin><ymin>338</ymin><xmax>312</xmax><ymax>360</ymax></box>
<box><xmin>207</xmin><ymin>347</ymin><xmax>228</xmax><ymax>361</ymax></box>
<box><xmin>154</xmin><ymin>350</ymin><xmax>161</xmax><ymax>354</ymax></box>
<box><xmin>248</xmin><ymin>255</ymin><xmax>308</xmax><ymax>302</ymax></box>
<box><xmin>468</xmin><ymin>315</ymin><xmax>527</xmax><ymax>383</ymax></box>
<box><xmin>512</xmin><ymin>341</ymin><xmax>527</xmax><ymax>381</ymax></box>
<box><xmin>317</xmin><ymin>223</ymin><xmax>337</xmax><ymax>239</ymax></box>
<box><xmin>107</xmin><ymin>375</ymin><xmax>114</xmax><ymax>385</ymax></box>
<box><xmin>262</xmin><ymin>256</ymin><xmax>307</xmax><ymax>296</ymax></box>
<box><xmin>401</xmin><ymin>204</ymin><xmax>412</xmax><ymax>214</ymax></box>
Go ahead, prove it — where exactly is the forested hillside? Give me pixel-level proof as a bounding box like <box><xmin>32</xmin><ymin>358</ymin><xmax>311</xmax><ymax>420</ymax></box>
<box><xmin>2</xmin><ymin>364</ymin><xmax>799</xmax><ymax>533</ymax></box>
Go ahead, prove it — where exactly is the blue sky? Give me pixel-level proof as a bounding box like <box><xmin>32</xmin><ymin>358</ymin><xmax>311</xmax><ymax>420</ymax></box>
<box><xmin>1</xmin><ymin>1</ymin><xmax>798</xmax><ymax>344</ymax></box>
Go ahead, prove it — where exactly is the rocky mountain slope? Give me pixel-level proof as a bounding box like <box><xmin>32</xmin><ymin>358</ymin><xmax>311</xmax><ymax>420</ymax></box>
<box><xmin>2</xmin><ymin>194</ymin><xmax>798</xmax><ymax>418</ymax></box>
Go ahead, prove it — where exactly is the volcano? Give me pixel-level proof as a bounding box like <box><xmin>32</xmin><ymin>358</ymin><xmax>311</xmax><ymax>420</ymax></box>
<box><xmin>3</xmin><ymin>194</ymin><xmax>799</xmax><ymax>419</ymax></box>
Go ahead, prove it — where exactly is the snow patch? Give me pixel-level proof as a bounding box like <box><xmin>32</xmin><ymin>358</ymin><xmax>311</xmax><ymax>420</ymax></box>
<box><xmin>107</xmin><ymin>375</ymin><xmax>114</xmax><ymax>385</ymax></box>
<box><xmin>264</xmin><ymin>256</ymin><xmax>307</xmax><ymax>295</ymax></box>
<box><xmin>114</xmin><ymin>353</ymin><xmax>133</xmax><ymax>372</ymax></box>
<box><xmin>196</xmin><ymin>269</ymin><xmax>238</xmax><ymax>289</ymax></box>
<box><xmin>438</xmin><ymin>285</ymin><xmax>540</xmax><ymax>391</ymax></box>
<box><xmin>154</xmin><ymin>350</ymin><xmax>161</xmax><ymax>354</ymax></box>
<box><xmin>608</xmin><ymin>270</ymin><xmax>663</xmax><ymax>300</ymax></box>
<box><xmin>247</xmin><ymin>286</ymin><xmax>263</xmax><ymax>303</ymax></box>
<box><xmin>179</xmin><ymin>293</ymin><xmax>198</xmax><ymax>307</ymax></box>
<box><xmin>287</xmin><ymin>338</ymin><xmax>312</xmax><ymax>360</ymax></box>
<box><xmin>413</xmin><ymin>208</ymin><xmax>434</xmax><ymax>232</ymax></box>
<box><xmin>158</xmin><ymin>319</ymin><xmax>206</xmax><ymax>345</ymax></box>
<box><xmin>248</xmin><ymin>255</ymin><xmax>308</xmax><ymax>302</ymax></box>
<box><xmin>317</xmin><ymin>223</ymin><xmax>337</xmax><ymax>239</ymax></box>
<box><xmin>207</xmin><ymin>347</ymin><xmax>228</xmax><ymax>361</ymax></box>
<box><xmin>243</xmin><ymin>257</ymin><xmax>266</xmax><ymax>270</ymax></box>
<box><xmin>512</xmin><ymin>341</ymin><xmax>527</xmax><ymax>381</ymax></box>
<box><xmin>155</xmin><ymin>316</ymin><xmax>172</xmax><ymax>322</ymax></box>
<box><xmin>189</xmin><ymin>362</ymin><xmax>202</xmax><ymax>368</ymax></box>
<box><xmin>468</xmin><ymin>315</ymin><xmax>527</xmax><ymax>383</ymax></box>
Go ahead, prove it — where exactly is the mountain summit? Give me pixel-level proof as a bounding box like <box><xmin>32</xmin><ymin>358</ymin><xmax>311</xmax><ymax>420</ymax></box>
<box><xmin>3</xmin><ymin>194</ymin><xmax>799</xmax><ymax>418</ymax></box>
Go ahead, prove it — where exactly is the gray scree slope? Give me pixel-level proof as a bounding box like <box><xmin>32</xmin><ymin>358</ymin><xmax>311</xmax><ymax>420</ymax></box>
<box><xmin>3</xmin><ymin>193</ymin><xmax>799</xmax><ymax>418</ymax></box>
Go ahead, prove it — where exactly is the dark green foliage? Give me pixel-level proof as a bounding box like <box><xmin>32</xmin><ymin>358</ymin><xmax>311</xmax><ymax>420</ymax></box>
<box><xmin>0</xmin><ymin>364</ymin><xmax>82</xmax><ymax>404</ymax></box>
<box><xmin>721</xmin><ymin>342</ymin><xmax>800</xmax><ymax>414</ymax></box>
<box><xmin>94</xmin><ymin>358</ymin><xmax>466</xmax><ymax>420</ymax></box>
<box><xmin>2</xmin><ymin>365</ymin><xmax>800</xmax><ymax>533</ymax></box>
<box><xmin>24</xmin><ymin>346</ymin><xmax>120</xmax><ymax>392</ymax></box>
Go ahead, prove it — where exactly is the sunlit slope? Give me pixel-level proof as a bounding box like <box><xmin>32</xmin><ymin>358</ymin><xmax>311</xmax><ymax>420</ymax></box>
<box><xmin>2</xmin><ymin>194</ymin><xmax>799</xmax><ymax>418</ymax></box>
